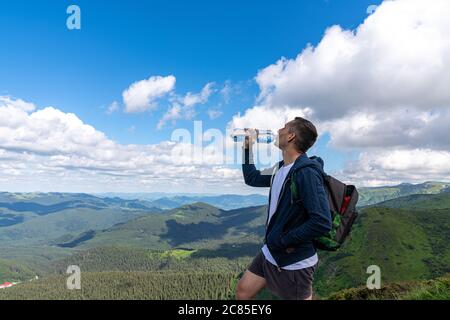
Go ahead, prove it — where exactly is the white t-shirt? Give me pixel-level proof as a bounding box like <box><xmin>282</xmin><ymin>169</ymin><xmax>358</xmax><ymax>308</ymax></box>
<box><xmin>261</xmin><ymin>162</ymin><xmax>318</xmax><ymax>270</ymax></box>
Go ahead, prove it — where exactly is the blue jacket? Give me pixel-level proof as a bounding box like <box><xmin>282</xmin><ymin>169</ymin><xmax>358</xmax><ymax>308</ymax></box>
<box><xmin>242</xmin><ymin>147</ymin><xmax>332</xmax><ymax>267</ymax></box>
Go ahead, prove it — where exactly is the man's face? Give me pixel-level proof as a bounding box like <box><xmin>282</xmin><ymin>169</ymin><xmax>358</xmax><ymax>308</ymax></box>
<box><xmin>275</xmin><ymin>121</ymin><xmax>295</xmax><ymax>150</ymax></box>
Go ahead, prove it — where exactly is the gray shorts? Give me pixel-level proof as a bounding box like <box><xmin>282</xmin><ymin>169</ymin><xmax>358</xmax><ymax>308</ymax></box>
<box><xmin>247</xmin><ymin>251</ymin><xmax>317</xmax><ymax>300</ymax></box>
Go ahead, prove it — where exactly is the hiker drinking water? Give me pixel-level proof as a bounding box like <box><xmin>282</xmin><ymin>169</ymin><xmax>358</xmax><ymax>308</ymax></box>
<box><xmin>235</xmin><ymin>117</ymin><xmax>332</xmax><ymax>300</ymax></box>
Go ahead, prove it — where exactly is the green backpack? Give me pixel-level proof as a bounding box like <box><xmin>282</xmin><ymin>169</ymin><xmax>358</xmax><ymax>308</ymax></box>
<box><xmin>290</xmin><ymin>169</ymin><xmax>359</xmax><ymax>251</ymax></box>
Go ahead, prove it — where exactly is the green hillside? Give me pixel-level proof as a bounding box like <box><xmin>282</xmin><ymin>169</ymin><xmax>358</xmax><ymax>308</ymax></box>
<box><xmin>69</xmin><ymin>202</ymin><xmax>266</xmax><ymax>250</ymax></box>
<box><xmin>95</xmin><ymin>193</ymin><xmax>268</xmax><ymax>210</ymax></box>
<box><xmin>328</xmin><ymin>274</ymin><xmax>450</xmax><ymax>300</ymax></box>
<box><xmin>0</xmin><ymin>271</ymin><xmax>239</xmax><ymax>300</ymax></box>
<box><xmin>0</xmin><ymin>246</ymin><xmax>72</xmax><ymax>276</ymax></box>
<box><xmin>0</xmin><ymin>192</ymin><xmax>162</xmax><ymax>209</ymax></box>
<box><xmin>0</xmin><ymin>207</ymin><xmax>152</xmax><ymax>246</ymax></box>
<box><xmin>46</xmin><ymin>247</ymin><xmax>252</xmax><ymax>275</ymax></box>
<box><xmin>375</xmin><ymin>192</ymin><xmax>450</xmax><ymax>209</ymax></box>
<box><xmin>64</xmin><ymin>193</ymin><xmax>450</xmax><ymax>300</ymax></box>
<box><xmin>0</xmin><ymin>259</ymin><xmax>36</xmax><ymax>283</ymax></box>
<box><xmin>314</xmin><ymin>193</ymin><xmax>450</xmax><ymax>296</ymax></box>
<box><xmin>2</xmin><ymin>183</ymin><xmax>447</xmax><ymax>248</ymax></box>
<box><xmin>146</xmin><ymin>194</ymin><xmax>268</xmax><ymax>210</ymax></box>
<box><xmin>0</xmin><ymin>192</ymin><xmax>164</xmax><ymax>247</ymax></box>
<box><xmin>2</xmin><ymin>264</ymin><xmax>447</xmax><ymax>300</ymax></box>
<box><xmin>0</xmin><ymin>245</ymin><xmax>280</xmax><ymax>300</ymax></box>
<box><xmin>357</xmin><ymin>181</ymin><xmax>450</xmax><ymax>207</ymax></box>
<box><xmin>0</xmin><ymin>190</ymin><xmax>449</xmax><ymax>300</ymax></box>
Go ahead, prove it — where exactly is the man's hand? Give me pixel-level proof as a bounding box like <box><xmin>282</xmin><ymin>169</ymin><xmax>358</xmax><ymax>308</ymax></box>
<box><xmin>243</xmin><ymin>128</ymin><xmax>258</xmax><ymax>149</ymax></box>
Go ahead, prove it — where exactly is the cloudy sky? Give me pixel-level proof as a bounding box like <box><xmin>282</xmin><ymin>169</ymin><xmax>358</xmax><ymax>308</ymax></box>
<box><xmin>1</xmin><ymin>0</ymin><xmax>449</xmax><ymax>194</ymax></box>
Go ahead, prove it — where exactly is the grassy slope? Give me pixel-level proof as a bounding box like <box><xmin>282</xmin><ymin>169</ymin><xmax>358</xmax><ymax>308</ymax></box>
<box><xmin>0</xmin><ymin>207</ymin><xmax>158</xmax><ymax>247</ymax></box>
<box><xmin>147</xmin><ymin>194</ymin><xmax>268</xmax><ymax>210</ymax></box>
<box><xmin>357</xmin><ymin>181</ymin><xmax>450</xmax><ymax>207</ymax></box>
<box><xmin>75</xmin><ymin>203</ymin><xmax>266</xmax><ymax>251</ymax></box>
<box><xmin>0</xmin><ymin>246</ymin><xmax>73</xmax><ymax>282</ymax></box>
<box><xmin>0</xmin><ymin>259</ymin><xmax>36</xmax><ymax>283</ymax></box>
<box><xmin>45</xmin><ymin>247</ymin><xmax>252</xmax><ymax>275</ymax></box>
<box><xmin>0</xmin><ymin>246</ymin><xmax>280</xmax><ymax>300</ymax></box>
<box><xmin>314</xmin><ymin>193</ymin><xmax>450</xmax><ymax>297</ymax></box>
<box><xmin>0</xmin><ymin>271</ymin><xmax>239</xmax><ymax>300</ymax></box>
<box><xmin>376</xmin><ymin>192</ymin><xmax>450</xmax><ymax>209</ymax></box>
<box><xmin>328</xmin><ymin>274</ymin><xmax>450</xmax><ymax>300</ymax></box>
<box><xmin>1</xmin><ymin>268</ymin><xmax>447</xmax><ymax>300</ymax></box>
<box><xmin>0</xmin><ymin>192</ymin><xmax>163</xmax><ymax>248</ymax></box>
<box><xmin>1</xmin><ymin>192</ymin><xmax>449</xmax><ymax>299</ymax></box>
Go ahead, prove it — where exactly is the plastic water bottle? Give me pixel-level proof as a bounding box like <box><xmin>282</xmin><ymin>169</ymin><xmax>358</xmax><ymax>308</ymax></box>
<box><xmin>231</xmin><ymin>128</ymin><xmax>276</xmax><ymax>144</ymax></box>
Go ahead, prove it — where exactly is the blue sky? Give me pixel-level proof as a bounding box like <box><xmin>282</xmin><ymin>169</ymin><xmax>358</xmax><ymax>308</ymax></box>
<box><xmin>3</xmin><ymin>0</ymin><xmax>447</xmax><ymax>194</ymax></box>
<box><xmin>0</xmin><ymin>0</ymin><xmax>378</xmax><ymax>143</ymax></box>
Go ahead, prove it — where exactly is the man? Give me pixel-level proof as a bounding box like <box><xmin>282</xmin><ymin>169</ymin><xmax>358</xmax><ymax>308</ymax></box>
<box><xmin>236</xmin><ymin>117</ymin><xmax>332</xmax><ymax>300</ymax></box>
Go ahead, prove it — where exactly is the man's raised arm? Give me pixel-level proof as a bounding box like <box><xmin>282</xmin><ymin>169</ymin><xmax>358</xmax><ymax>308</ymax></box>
<box><xmin>242</xmin><ymin>145</ymin><xmax>275</xmax><ymax>188</ymax></box>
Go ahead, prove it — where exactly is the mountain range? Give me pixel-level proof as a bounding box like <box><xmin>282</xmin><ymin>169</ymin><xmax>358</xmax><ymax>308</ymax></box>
<box><xmin>357</xmin><ymin>181</ymin><xmax>450</xmax><ymax>206</ymax></box>
<box><xmin>0</xmin><ymin>181</ymin><xmax>449</xmax><ymax>298</ymax></box>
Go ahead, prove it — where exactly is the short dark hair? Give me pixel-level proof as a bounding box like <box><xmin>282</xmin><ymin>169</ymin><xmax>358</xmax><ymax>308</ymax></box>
<box><xmin>287</xmin><ymin>117</ymin><xmax>318</xmax><ymax>153</ymax></box>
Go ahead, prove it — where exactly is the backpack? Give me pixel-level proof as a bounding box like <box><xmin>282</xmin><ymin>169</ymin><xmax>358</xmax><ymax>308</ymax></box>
<box><xmin>290</xmin><ymin>169</ymin><xmax>359</xmax><ymax>251</ymax></box>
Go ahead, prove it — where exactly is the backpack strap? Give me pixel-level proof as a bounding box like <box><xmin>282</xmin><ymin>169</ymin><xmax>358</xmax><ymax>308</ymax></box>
<box><xmin>289</xmin><ymin>167</ymin><xmax>310</xmax><ymax>205</ymax></box>
<box><xmin>289</xmin><ymin>167</ymin><xmax>340</xmax><ymax>213</ymax></box>
<box><xmin>323</xmin><ymin>176</ymin><xmax>340</xmax><ymax>214</ymax></box>
<box><xmin>290</xmin><ymin>164</ymin><xmax>319</xmax><ymax>203</ymax></box>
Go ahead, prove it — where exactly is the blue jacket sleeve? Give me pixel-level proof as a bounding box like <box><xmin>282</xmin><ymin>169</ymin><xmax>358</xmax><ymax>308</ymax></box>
<box><xmin>281</xmin><ymin>167</ymin><xmax>332</xmax><ymax>246</ymax></box>
<box><xmin>241</xmin><ymin>147</ymin><xmax>274</xmax><ymax>188</ymax></box>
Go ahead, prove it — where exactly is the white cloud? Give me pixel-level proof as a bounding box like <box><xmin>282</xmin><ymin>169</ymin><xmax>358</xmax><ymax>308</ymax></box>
<box><xmin>253</xmin><ymin>0</ymin><xmax>450</xmax><ymax>151</ymax></box>
<box><xmin>5</xmin><ymin>0</ymin><xmax>450</xmax><ymax>190</ymax></box>
<box><xmin>219</xmin><ymin>80</ymin><xmax>249</xmax><ymax>104</ymax></box>
<box><xmin>123</xmin><ymin>75</ymin><xmax>176</xmax><ymax>113</ymax></box>
<box><xmin>157</xmin><ymin>103</ymin><xmax>182</xmax><ymax>130</ymax></box>
<box><xmin>0</xmin><ymin>100</ymin><xmax>111</xmax><ymax>157</ymax></box>
<box><xmin>106</xmin><ymin>101</ymin><xmax>120</xmax><ymax>114</ymax></box>
<box><xmin>226</xmin><ymin>105</ymin><xmax>310</xmax><ymax>168</ymax></box>
<box><xmin>228</xmin><ymin>105</ymin><xmax>313</xmax><ymax>135</ymax></box>
<box><xmin>0</xmin><ymin>96</ymin><xmax>36</xmax><ymax>112</ymax></box>
<box><xmin>120</xmin><ymin>77</ymin><xmax>216</xmax><ymax>129</ymax></box>
<box><xmin>157</xmin><ymin>82</ymin><xmax>215</xmax><ymax>130</ymax></box>
<box><xmin>0</xmin><ymin>96</ymin><xmax>261</xmax><ymax>194</ymax></box>
<box><xmin>220</xmin><ymin>81</ymin><xmax>232</xmax><ymax>104</ymax></box>
<box><xmin>230</xmin><ymin>0</ymin><xmax>450</xmax><ymax>186</ymax></box>
<box><xmin>256</xmin><ymin>0</ymin><xmax>450</xmax><ymax>119</ymax></box>
<box><xmin>182</xmin><ymin>82</ymin><xmax>215</xmax><ymax>107</ymax></box>
<box><xmin>338</xmin><ymin>149</ymin><xmax>450</xmax><ymax>187</ymax></box>
<box><xmin>322</xmin><ymin>108</ymin><xmax>450</xmax><ymax>150</ymax></box>
<box><xmin>207</xmin><ymin>108</ymin><xmax>223</xmax><ymax>120</ymax></box>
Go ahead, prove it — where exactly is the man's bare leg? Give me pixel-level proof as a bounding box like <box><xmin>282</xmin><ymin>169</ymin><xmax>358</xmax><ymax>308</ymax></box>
<box><xmin>236</xmin><ymin>270</ymin><xmax>266</xmax><ymax>300</ymax></box>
